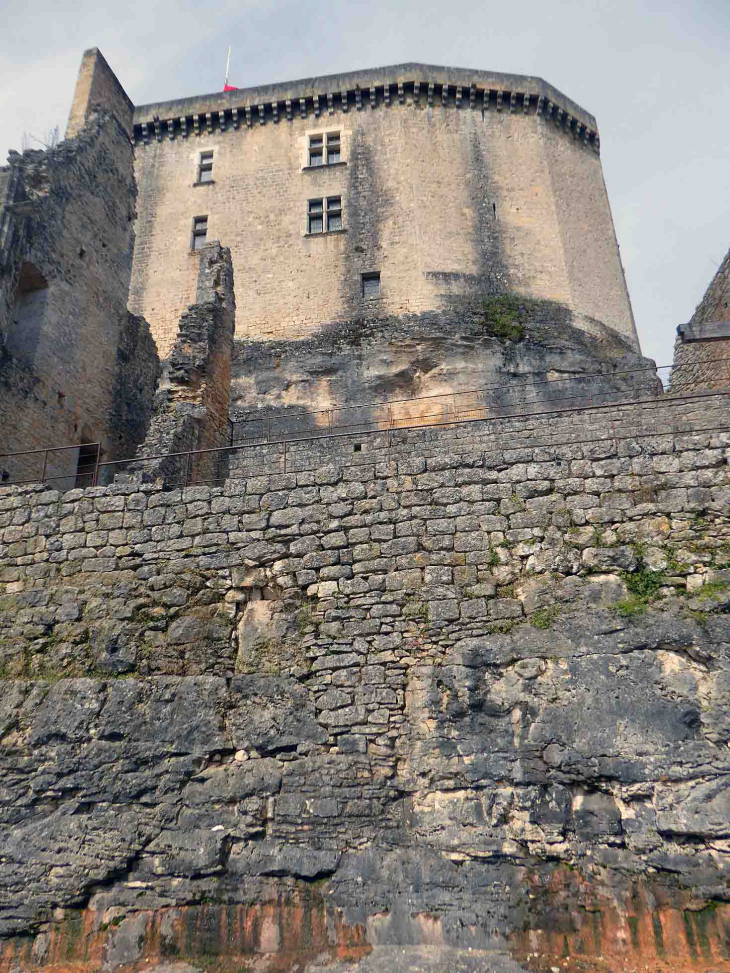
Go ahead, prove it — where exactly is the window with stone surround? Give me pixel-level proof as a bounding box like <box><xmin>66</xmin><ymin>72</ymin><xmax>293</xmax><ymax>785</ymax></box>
<box><xmin>191</xmin><ymin>216</ymin><xmax>208</xmax><ymax>251</ymax></box>
<box><xmin>308</xmin><ymin>197</ymin><xmax>342</xmax><ymax>234</ymax></box>
<box><xmin>197</xmin><ymin>151</ymin><xmax>214</xmax><ymax>184</ymax></box>
<box><xmin>308</xmin><ymin>132</ymin><xmax>341</xmax><ymax>167</ymax></box>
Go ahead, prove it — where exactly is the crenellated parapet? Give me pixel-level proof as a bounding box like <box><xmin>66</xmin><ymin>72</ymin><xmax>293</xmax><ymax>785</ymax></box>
<box><xmin>133</xmin><ymin>64</ymin><xmax>600</xmax><ymax>151</ymax></box>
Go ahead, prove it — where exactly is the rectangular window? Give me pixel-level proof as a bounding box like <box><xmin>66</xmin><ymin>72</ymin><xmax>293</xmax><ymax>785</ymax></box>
<box><xmin>308</xmin><ymin>199</ymin><xmax>324</xmax><ymax>234</ymax></box>
<box><xmin>308</xmin><ymin>135</ymin><xmax>324</xmax><ymax>166</ymax></box>
<box><xmin>308</xmin><ymin>197</ymin><xmax>343</xmax><ymax>234</ymax></box>
<box><xmin>362</xmin><ymin>272</ymin><xmax>381</xmax><ymax>299</ymax></box>
<box><xmin>308</xmin><ymin>132</ymin><xmax>341</xmax><ymax>167</ymax></box>
<box><xmin>327</xmin><ymin>132</ymin><xmax>341</xmax><ymax>164</ymax></box>
<box><xmin>326</xmin><ymin>196</ymin><xmax>342</xmax><ymax>231</ymax></box>
<box><xmin>191</xmin><ymin>215</ymin><xmax>208</xmax><ymax>251</ymax></box>
<box><xmin>197</xmin><ymin>151</ymin><xmax>214</xmax><ymax>183</ymax></box>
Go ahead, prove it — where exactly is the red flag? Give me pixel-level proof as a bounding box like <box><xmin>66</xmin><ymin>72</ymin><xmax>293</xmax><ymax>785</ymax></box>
<box><xmin>224</xmin><ymin>83</ymin><xmax>238</xmax><ymax>91</ymax></box>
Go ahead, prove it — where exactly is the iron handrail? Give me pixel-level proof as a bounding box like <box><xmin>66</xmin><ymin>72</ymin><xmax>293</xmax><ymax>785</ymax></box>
<box><xmin>1</xmin><ymin>387</ymin><xmax>728</xmax><ymax>490</ymax></box>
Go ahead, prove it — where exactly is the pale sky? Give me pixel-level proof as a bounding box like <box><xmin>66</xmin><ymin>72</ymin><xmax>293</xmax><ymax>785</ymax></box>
<box><xmin>1</xmin><ymin>0</ymin><xmax>728</xmax><ymax>371</ymax></box>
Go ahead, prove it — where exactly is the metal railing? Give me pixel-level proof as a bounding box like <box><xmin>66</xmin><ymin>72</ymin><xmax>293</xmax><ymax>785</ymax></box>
<box><xmin>1</xmin><ymin>360</ymin><xmax>728</xmax><ymax>491</ymax></box>
<box><xmin>227</xmin><ymin>359</ymin><xmax>730</xmax><ymax>447</ymax></box>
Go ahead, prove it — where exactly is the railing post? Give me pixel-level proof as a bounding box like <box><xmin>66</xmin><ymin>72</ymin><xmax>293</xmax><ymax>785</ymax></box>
<box><xmin>92</xmin><ymin>444</ymin><xmax>101</xmax><ymax>487</ymax></box>
<box><xmin>40</xmin><ymin>450</ymin><xmax>48</xmax><ymax>486</ymax></box>
<box><xmin>185</xmin><ymin>452</ymin><xmax>192</xmax><ymax>488</ymax></box>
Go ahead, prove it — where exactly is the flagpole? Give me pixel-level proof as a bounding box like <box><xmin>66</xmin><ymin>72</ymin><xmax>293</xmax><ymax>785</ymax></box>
<box><xmin>225</xmin><ymin>46</ymin><xmax>231</xmax><ymax>88</ymax></box>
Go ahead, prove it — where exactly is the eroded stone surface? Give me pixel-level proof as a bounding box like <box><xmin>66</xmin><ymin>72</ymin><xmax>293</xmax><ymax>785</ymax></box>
<box><xmin>1</xmin><ymin>410</ymin><xmax>730</xmax><ymax>971</ymax></box>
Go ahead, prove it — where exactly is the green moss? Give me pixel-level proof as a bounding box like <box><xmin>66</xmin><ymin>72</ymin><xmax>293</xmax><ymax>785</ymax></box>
<box><xmin>615</xmin><ymin>596</ymin><xmax>649</xmax><ymax>617</ymax></box>
<box><xmin>627</xmin><ymin>915</ymin><xmax>640</xmax><ymax>950</ymax></box>
<box><xmin>530</xmin><ymin>605</ymin><xmax>562</xmax><ymax>630</ymax></box>
<box><xmin>621</xmin><ymin>566</ymin><xmax>666</xmax><ymax>600</ymax></box>
<box><xmin>696</xmin><ymin>579</ymin><xmax>728</xmax><ymax>601</ymax></box>
<box><xmin>480</xmin><ymin>295</ymin><xmax>527</xmax><ymax>342</ymax></box>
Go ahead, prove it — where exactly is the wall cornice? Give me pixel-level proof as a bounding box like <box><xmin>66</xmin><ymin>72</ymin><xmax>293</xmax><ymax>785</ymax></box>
<box><xmin>132</xmin><ymin>64</ymin><xmax>600</xmax><ymax>152</ymax></box>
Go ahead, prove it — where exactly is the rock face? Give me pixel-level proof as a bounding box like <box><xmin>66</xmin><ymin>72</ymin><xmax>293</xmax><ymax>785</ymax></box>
<box><xmin>1</xmin><ymin>392</ymin><xmax>730</xmax><ymax>972</ymax></box>
<box><xmin>230</xmin><ymin>301</ymin><xmax>658</xmax><ymax>436</ymax></box>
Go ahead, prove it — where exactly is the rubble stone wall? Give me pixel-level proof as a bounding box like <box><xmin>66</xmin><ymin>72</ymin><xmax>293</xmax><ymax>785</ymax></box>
<box><xmin>0</xmin><ymin>107</ymin><xmax>159</xmax><ymax>488</ymax></box>
<box><xmin>125</xmin><ymin>243</ymin><xmax>235</xmax><ymax>488</ymax></box>
<box><xmin>1</xmin><ymin>392</ymin><xmax>730</xmax><ymax>969</ymax></box>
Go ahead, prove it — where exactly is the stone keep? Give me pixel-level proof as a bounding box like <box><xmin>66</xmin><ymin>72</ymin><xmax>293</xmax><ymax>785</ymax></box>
<box><xmin>128</xmin><ymin>62</ymin><xmax>638</xmax><ymax>357</ymax></box>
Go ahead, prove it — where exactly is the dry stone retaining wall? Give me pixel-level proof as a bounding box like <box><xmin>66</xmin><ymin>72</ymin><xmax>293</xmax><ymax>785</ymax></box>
<box><xmin>1</xmin><ymin>395</ymin><xmax>730</xmax><ymax>970</ymax></box>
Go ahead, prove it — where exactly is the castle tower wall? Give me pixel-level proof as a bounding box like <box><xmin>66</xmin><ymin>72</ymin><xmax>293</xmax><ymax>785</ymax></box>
<box><xmin>128</xmin><ymin>68</ymin><xmax>639</xmax><ymax>359</ymax></box>
<box><xmin>671</xmin><ymin>248</ymin><xmax>730</xmax><ymax>393</ymax></box>
<box><xmin>65</xmin><ymin>47</ymin><xmax>134</xmax><ymax>139</ymax></box>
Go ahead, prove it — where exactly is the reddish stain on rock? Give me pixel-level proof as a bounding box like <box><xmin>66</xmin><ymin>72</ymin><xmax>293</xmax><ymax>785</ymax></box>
<box><xmin>0</xmin><ymin>893</ymin><xmax>370</xmax><ymax>973</ymax></box>
<box><xmin>511</xmin><ymin>868</ymin><xmax>730</xmax><ymax>972</ymax></box>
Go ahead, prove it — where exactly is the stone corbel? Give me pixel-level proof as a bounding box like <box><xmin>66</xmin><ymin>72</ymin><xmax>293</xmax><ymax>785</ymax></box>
<box><xmin>398</xmin><ymin>82</ymin><xmax>405</xmax><ymax>104</ymax></box>
<box><xmin>299</xmin><ymin>98</ymin><xmax>307</xmax><ymax>119</ymax></box>
<box><xmin>258</xmin><ymin>104</ymin><xmax>265</xmax><ymax>125</ymax></box>
<box><xmin>341</xmin><ymin>90</ymin><xmax>349</xmax><ymax>111</ymax></box>
<box><xmin>413</xmin><ymin>81</ymin><xmax>420</xmax><ymax>107</ymax></box>
<box><xmin>355</xmin><ymin>88</ymin><xmax>363</xmax><ymax>110</ymax></box>
<box><xmin>219</xmin><ymin>111</ymin><xmax>226</xmax><ymax>132</ymax></box>
<box><xmin>245</xmin><ymin>106</ymin><xmax>253</xmax><ymax>128</ymax></box>
<box><xmin>469</xmin><ymin>84</ymin><xmax>476</xmax><ymax>109</ymax></box>
<box><xmin>272</xmin><ymin>103</ymin><xmax>279</xmax><ymax>124</ymax></box>
<box><xmin>141</xmin><ymin>122</ymin><xmax>150</xmax><ymax>144</ymax></box>
<box><xmin>555</xmin><ymin>108</ymin><xmax>564</xmax><ymax>127</ymax></box>
<box><xmin>314</xmin><ymin>94</ymin><xmax>321</xmax><ymax>117</ymax></box>
<box><xmin>205</xmin><ymin>113</ymin><xmax>214</xmax><ymax>135</ymax></box>
<box><xmin>442</xmin><ymin>84</ymin><xmax>449</xmax><ymax>107</ymax></box>
<box><xmin>193</xmin><ymin>115</ymin><xmax>200</xmax><ymax>137</ymax></box>
<box><xmin>180</xmin><ymin>116</ymin><xmax>188</xmax><ymax>138</ymax></box>
<box><xmin>327</xmin><ymin>93</ymin><xmax>334</xmax><ymax>114</ymax></box>
<box><xmin>523</xmin><ymin>93</ymin><xmax>530</xmax><ymax>114</ymax></box>
<box><xmin>483</xmin><ymin>89</ymin><xmax>490</xmax><ymax>110</ymax></box>
<box><xmin>231</xmin><ymin>108</ymin><xmax>239</xmax><ymax>130</ymax></box>
<box><xmin>427</xmin><ymin>83</ymin><xmax>434</xmax><ymax>106</ymax></box>
<box><xmin>456</xmin><ymin>86</ymin><xmax>463</xmax><ymax>108</ymax></box>
<box><xmin>546</xmin><ymin>100</ymin><xmax>554</xmax><ymax>121</ymax></box>
<box><xmin>285</xmin><ymin>99</ymin><xmax>293</xmax><ymax>121</ymax></box>
<box><xmin>496</xmin><ymin>90</ymin><xmax>503</xmax><ymax>112</ymax></box>
<box><xmin>383</xmin><ymin>84</ymin><xmax>391</xmax><ymax>106</ymax></box>
<box><xmin>536</xmin><ymin>95</ymin><xmax>545</xmax><ymax>116</ymax></box>
<box><xmin>154</xmin><ymin>118</ymin><xmax>162</xmax><ymax>141</ymax></box>
<box><xmin>370</xmin><ymin>87</ymin><xmax>376</xmax><ymax>109</ymax></box>
<box><xmin>167</xmin><ymin>119</ymin><xmax>175</xmax><ymax>140</ymax></box>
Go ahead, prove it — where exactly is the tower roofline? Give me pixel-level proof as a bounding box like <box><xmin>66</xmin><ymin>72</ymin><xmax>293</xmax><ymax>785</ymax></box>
<box><xmin>133</xmin><ymin>62</ymin><xmax>596</xmax><ymax>131</ymax></box>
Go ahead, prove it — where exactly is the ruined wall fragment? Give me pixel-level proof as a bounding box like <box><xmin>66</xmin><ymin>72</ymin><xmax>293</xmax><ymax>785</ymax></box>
<box><xmin>126</xmin><ymin>242</ymin><xmax>235</xmax><ymax>487</ymax></box>
<box><xmin>671</xmin><ymin>247</ymin><xmax>730</xmax><ymax>393</ymax></box>
<box><xmin>0</xmin><ymin>49</ymin><xmax>159</xmax><ymax>488</ymax></box>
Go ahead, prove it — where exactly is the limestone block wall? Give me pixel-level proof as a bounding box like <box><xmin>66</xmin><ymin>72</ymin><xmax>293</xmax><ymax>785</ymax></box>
<box><xmin>671</xmin><ymin>247</ymin><xmax>730</xmax><ymax>393</ymax></box>
<box><xmin>129</xmin><ymin>67</ymin><xmax>637</xmax><ymax>358</ymax></box>
<box><xmin>1</xmin><ymin>391</ymin><xmax>730</xmax><ymax>969</ymax></box>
